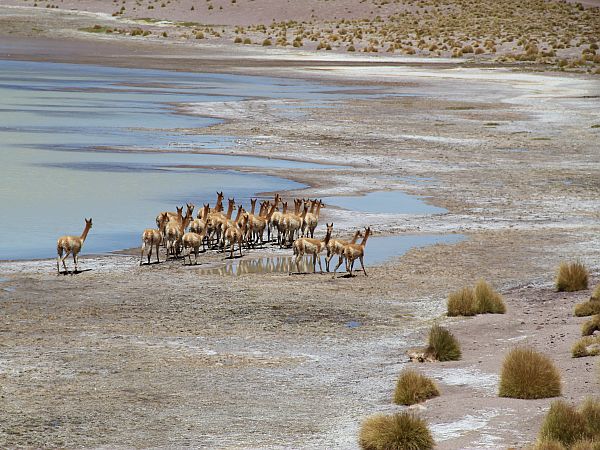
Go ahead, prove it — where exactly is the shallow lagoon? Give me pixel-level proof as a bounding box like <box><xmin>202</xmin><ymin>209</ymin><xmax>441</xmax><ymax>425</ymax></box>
<box><xmin>0</xmin><ymin>60</ymin><xmax>455</xmax><ymax>260</ymax></box>
<box><xmin>198</xmin><ymin>234</ymin><xmax>464</xmax><ymax>275</ymax></box>
<box><xmin>0</xmin><ymin>60</ymin><xmax>362</xmax><ymax>259</ymax></box>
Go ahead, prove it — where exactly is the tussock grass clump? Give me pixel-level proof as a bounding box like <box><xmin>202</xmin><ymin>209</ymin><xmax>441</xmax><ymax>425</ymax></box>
<box><xmin>447</xmin><ymin>287</ymin><xmax>477</xmax><ymax>316</ymax></box>
<box><xmin>475</xmin><ymin>279</ymin><xmax>506</xmax><ymax>314</ymax></box>
<box><xmin>592</xmin><ymin>285</ymin><xmax>600</xmax><ymax>300</ymax></box>
<box><xmin>447</xmin><ymin>280</ymin><xmax>506</xmax><ymax>316</ymax></box>
<box><xmin>499</xmin><ymin>347</ymin><xmax>561</xmax><ymax>399</ymax></box>
<box><xmin>556</xmin><ymin>261</ymin><xmax>589</xmax><ymax>292</ymax></box>
<box><xmin>528</xmin><ymin>441</ymin><xmax>567</xmax><ymax>450</ymax></box>
<box><xmin>580</xmin><ymin>398</ymin><xmax>600</xmax><ymax>437</ymax></box>
<box><xmin>572</xmin><ymin>335</ymin><xmax>600</xmax><ymax>358</ymax></box>
<box><xmin>582</xmin><ymin>315</ymin><xmax>600</xmax><ymax>336</ymax></box>
<box><xmin>425</xmin><ymin>324</ymin><xmax>461</xmax><ymax>361</ymax></box>
<box><xmin>358</xmin><ymin>412</ymin><xmax>434</xmax><ymax>450</ymax></box>
<box><xmin>393</xmin><ymin>369</ymin><xmax>439</xmax><ymax>405</ymax></box>
<box><xmin>535</xmin><ymin>398</ymin><xmax>600</xmax><ymax>448</ymax></box>
<box><xmin>571</xmin><ymin>440</ymin><xmax>600</xmax><ymax>450</ymax></box>
<box><xmin>575</xmin><ymin>300</ymin><xmax>600</xmax><ymax>317</ymax></box>
<box><xmin>539</xmin><ymin>400</ymin><xmax>588</xmax><ymax>446</ymax></box>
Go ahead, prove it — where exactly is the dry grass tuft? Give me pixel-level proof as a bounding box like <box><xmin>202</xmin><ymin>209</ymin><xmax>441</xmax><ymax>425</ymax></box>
<box><xmin>393</xmin><ymin>369</ymin><xmax>439</xmax><ymax>405</ymax></box>
<box><xmin>539</xmin><ymin>400</ymin><xmax>589</xmax><ymax>446</ymax></box>
<box><xmin>535</xmin><ymin>398</ymin><xmax>600</xmax><ymax>448</ymax></box>
<box><xmin>572</xmin><ymin>336</ymin><xmax>600</xmax><ymax>358</ymax></box>
<box><xmin>475</xmin><ymin>279</ymin><xmax>506</xmax><ymax>314</ymax></box>
<box><xmin>528</xmin><ymin>441</ymin><xmax>567</xmax><ymax>450</ymax></box>
<box><xmin>592</xmin><ymin>285</ymin><xmax>600</xmax><ymax>300</ymax></box>
<box><xmin>575</xmin><ymin>299</ymin><xmax>600</xmax><ymax>317</ymax></box>
<box><xmin>556</xmin><ymin>261</ymin><xmax>589</xmax><ymax>292</ymax></box>
<box><xmin>580</xmin><ymin>397</ymin><xmax>600</xmax><ymax>438</ymax></box>
<box><xmin>447</xmin><ymin>280</ymin><xmax>506</xmax><ymax>316</ymax></box>
<box><xmin>447</xmin><ymin>287</ymin><xmax>477</xmax><ymax>316</ymax></box>
<box><xmin>425</xmin><ymin>324</ymin><xmax>461</xmax><ymax>361</ymax></box>
<box><xmin>582</xmin><ymin>315</ymin><xmax>600</xmax><ymax>336</ymax></box>
<box><xmin>571</xmin><ymin>440</ymin><xmax>600</xmax><ymax>450</ymax></box>
<box><xmin>499</xmin><ymin>347</ymin><xmax>561</xmax><ymax>399</ymax></box>
<box><xmin>358</xmin><ymin>412</ymin><xmax>435</xmax><ymax>450</ymax></box>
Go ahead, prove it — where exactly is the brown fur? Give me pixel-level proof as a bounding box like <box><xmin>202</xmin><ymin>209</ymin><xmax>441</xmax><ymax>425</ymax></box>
<box><xmin>325</xmin><ymin>226</ymin><xmax>363</xmax><ymax>272</ymax></box>
<box><xmin>56</xmin><ymin>218</ymin><xmax>92</xmax><ymax>273</ymax></box>
<box><xmin>140</xmin><ymin>213</ymin><xmax>168</xmax><ymax>265</ymax></box>
<box><xmin>292</xmin><ymin>223</ymin><xmax>332</xmax><ymax>273</ymax></box>
<box><xmin>333</xmin><ymin>227</ymin><xmax>371</xmax><ymax>277</ymax></box>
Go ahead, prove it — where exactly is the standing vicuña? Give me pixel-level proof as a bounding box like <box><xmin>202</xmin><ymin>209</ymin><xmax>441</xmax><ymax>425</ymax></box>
<box><xmin>141</xmin><ymin>213</ymin><xmax>168</xmax><ymax>265</ymax></box>
<box><xmin>332</xmin><ymin>227</ymin><xmax>371</xmax><ymax>277</ymax></box>
<box><xmin>56</xmin><ymin>218</ymin><xmax>92</xmax><ymax>274</ymax></box>
<box><xmin>325</xmin><ymin>227</ymin><xmax>363</xmax><ymax>272</ymax></box>
<box><xmin>292</xmin><ymin>223</ymin><xmax>332</xmax><ymax>273</ymax></box>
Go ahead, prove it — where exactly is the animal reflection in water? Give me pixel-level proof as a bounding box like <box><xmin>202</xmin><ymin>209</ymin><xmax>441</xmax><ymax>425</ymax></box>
<box><xmin>199</xmin><ymin>255</ymin><xmax>318</xmax><ymax>276</ymax></box>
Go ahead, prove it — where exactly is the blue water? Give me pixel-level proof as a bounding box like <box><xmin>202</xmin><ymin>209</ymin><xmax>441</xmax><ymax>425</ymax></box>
<box><xmin>1</xmin><ymin>60</ymin><xmax>373</xmax><ymax>259</ymax></box>
<box><xmin>0</xmin><ymin>59</ymin><xmax>446</xmax><ymax>260</ymax></box>
<box><xmin>326</xmin><ymin>190</ymin><xmax>446</xmax><ymax>215</ymax></box>
<box><xmin>199</xmin><ymin>234</ymin><xmax>464</xmax><ymax>276</ymax></box>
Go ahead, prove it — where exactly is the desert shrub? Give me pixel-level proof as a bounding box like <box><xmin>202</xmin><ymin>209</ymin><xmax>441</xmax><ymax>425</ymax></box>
<box><xmin>592</xmin><ymin>285</ymin><xmax>600</xmax><ymax>300</ymax></box>
<box><xmin>447</xmin><ymin>287</ymin><xmax>477</xmax><ymax>316</ymax></box>
<box><xmin>233</xmin><ymin>36</ymin><xmax>242</xmax><ymax>43</ymax></box>
<box><xmin>475</xmin><ymin>279</ymin><xmax>506</xmax><ymax>314</ymax></box>
<box><xmin>575</xmin><ymin>300</ymin><xmax>600</xmax><ymax>317</ymax></box>
<box><xmin>556</xmin><ymin>261</ymin><xmax>589</xmax><ymax>292</ymax></box>
<box><xmin>243</xmin><ymin>38</ymin><xmax>251</xmax><ymax>44</ymax></box>
<box><xmin>425</xmin><ymin>324</ymin><xmax>461</xmax><ymax>361</ymax></box>
<box><xmin>196</xmin><ymin>31</ymin><xmax>205</xmax><ymax>39</ymax></box>
<box><xmin>358</xmin><ymin>412</ymin><xmax>434</xmax><ymax>450</ymax></box>
<box><xmin>539</xmin><ymin>400</ymin><xmax>588</xmax><ymax>446</ymax></box>
<box><xmin>580</xmin><ymin>397</ymin><xmax>600</xmax><ymax>437</ymax></box>
<box><xmin>393</xmin><ymin>369</ymin><xmax>439</xmax><ymax>405</ymax></box>
<box><xmin>572</xmin><ymin>336</ymin><xmax>600</xmax><ymax>358</ymax></box>
<box><xmin>262</xmin><ymin>38</ymin><xmax>272</xmax><ymax>46</ymax></box>
<box><xmin>582</xmin><ymin>315</ymin><xmax>600</xmax><ymax>336</ymax></box>
<box><xmin>462</xmin><ymin>44</ymin><xmax>474</xmax><ymax>53</ymax></box>
<box><xmin>347</xmin><ymin>45</ymin><xmax>356</xmax><ymax>52</ymax></box>
<box><xmin>499</xmin><ymin>347</ymin><xmax>561</xmax><ymax>399</ymax></box>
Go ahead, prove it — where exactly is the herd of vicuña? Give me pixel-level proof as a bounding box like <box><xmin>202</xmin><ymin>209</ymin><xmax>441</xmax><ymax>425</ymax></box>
<box><xmin>57</xmin><ymin>192</ymin><xmax>371</xmax><ymax>276</ymax></box>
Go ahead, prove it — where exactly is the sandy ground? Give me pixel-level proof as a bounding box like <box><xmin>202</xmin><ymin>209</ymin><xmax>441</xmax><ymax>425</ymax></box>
<box><xmin>1</xmin><ymin>8</ymin><xmax>600</xmax><ymax>449</ymax></box>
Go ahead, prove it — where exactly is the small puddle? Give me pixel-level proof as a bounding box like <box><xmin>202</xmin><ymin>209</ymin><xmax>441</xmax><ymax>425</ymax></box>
<box><xmin>0</xmin><ymin>277</ymin><xmax>14</xmax><ymax>293</ymax></box>
<box><xmin>198</xmin><ymin>234</ymin><xmax>463</xmax><ymax>276</ymax></box>
<box><xmin>325</xmin><ymin>190</ymin><xmax>446</xmax><ymax>215</ymax></box>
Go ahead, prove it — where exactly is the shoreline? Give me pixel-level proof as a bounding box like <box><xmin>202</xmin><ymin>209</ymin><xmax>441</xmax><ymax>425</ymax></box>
<box><xmin>1</xmin><ymin>10</ymin><xmax>599</xmax><ymax>448</ymax></box>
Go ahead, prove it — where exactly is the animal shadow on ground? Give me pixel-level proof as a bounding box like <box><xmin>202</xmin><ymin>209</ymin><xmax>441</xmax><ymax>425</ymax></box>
<box><xmin>58</xmin><ymin>268</ymin><xmax>93</xmax><ymax>276</ymax></box>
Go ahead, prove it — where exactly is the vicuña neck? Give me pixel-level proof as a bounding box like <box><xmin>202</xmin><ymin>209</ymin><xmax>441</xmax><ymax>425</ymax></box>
<box><xmin>81</xmin><ymin>223</ymin><xmax>91</xmax><ymax>242</ymax></box>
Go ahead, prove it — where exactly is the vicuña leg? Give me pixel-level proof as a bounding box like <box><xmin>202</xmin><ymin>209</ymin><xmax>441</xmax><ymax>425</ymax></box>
<box><xmin>332</xmin><ymin>256</ymin><xmax>344</xmax><ymax>276</ymax></box>
<box><xmin>359</xmin><ymin>255</ymin><xmax>367</xmax><ymax>276</ymax></box>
